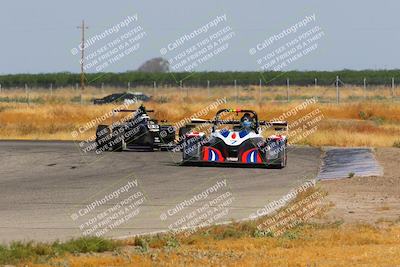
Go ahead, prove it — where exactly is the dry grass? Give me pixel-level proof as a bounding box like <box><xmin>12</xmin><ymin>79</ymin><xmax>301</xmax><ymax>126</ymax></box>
<box><xmin>25</xmin><ymin>224</ymin><xmax>400</xmax><ymax>267</ymax></box>
<box><xmin>1</xmin><ymin>85</ymin><xmax>399</xmax><ymax>105</ymax></box>
<box><xmin>0</xmin><ymin>86</ymin><xmax>399</xmax><ymax>147</ymax></box>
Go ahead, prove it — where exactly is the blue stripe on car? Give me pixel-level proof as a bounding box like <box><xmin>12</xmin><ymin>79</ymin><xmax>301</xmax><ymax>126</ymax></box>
<box><xmin>221</xmin><ymin>130</ymin><xmax>230</xmax><ymax>138</ymax></box>
<box><xmin>239</xmin><ymin>130</ymin><xmax>249</xmax><ymax>138</ymax></box>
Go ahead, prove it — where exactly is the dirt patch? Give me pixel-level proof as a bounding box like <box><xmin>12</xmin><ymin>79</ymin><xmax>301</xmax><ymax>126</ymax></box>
<box><xmin>321</xmin><ymin>147</ymin><xmax>400</xmax><ymax>224</ymax></box>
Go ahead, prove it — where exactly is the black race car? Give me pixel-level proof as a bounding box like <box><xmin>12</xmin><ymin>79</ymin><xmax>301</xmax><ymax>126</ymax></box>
<box><xmin>179</xmin><ymin>109</ymin><xmax>288</xmax><ymax>168</ymax></box>
<box><xmin>95</xmin><ymin>105</ymin><xmax>175</xmax><ymax>152</ymax></box>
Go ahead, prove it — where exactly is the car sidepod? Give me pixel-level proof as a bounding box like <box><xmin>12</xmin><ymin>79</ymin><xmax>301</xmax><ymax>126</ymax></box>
<box><xmin>266</xmin><ymin>136</ymin><xmax>287</xmax><ymax>168</ymax></box>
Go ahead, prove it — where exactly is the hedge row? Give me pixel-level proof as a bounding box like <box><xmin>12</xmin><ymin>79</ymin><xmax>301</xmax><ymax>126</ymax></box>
<box><xmin>0</xmin><ymin>70</ymin><xmax>399</xmax><ymax>88</ymax></box>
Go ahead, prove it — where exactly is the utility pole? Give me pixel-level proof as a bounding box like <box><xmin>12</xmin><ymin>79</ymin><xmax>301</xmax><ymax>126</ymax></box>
<box><xmin>77</xmin><ymin>20</ymin><xmax>88</xmax><ymax>97</ymax></box>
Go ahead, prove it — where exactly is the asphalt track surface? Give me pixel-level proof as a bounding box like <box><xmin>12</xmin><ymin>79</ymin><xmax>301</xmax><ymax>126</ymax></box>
<box><xmin>0</xmin><ymin>141</ymin><xmax>321</xmax><ymax>243</ymax></box>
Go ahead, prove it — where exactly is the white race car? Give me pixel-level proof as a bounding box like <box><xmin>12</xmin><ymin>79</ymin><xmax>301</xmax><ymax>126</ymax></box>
<box><xmin>180</xmin><ymin>109</ymin><xmax>288</xmax><ymax>168</ymax></box>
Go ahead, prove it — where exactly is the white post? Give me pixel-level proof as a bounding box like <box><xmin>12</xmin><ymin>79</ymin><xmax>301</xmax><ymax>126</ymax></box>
<box><xmin>128</xmin><ymin>82</ymin><xmax>131</xmax><ymax>90</ymax></box>
<box><xmin>314</xmin><ymin>78</ymin><xmax>317</xmax><ymax>88</ymax></box>
<box><xmin>336</xmin><ymin>75</ymin><xmax>340</xmax><ymax>104</ymax></box>
<box><xmin>392</xmin><ymin>77</ymin><xmax>395</xmax><ymax>98</ymax></box>
<box><xmin>363</xmin><ymin>78</ymin><xmax>367</xmax><ymax>99</ymax></box>
<box><xmin>25</xmin><ymin>84</ymin><xmax>29</xmax><ymax>105</ymax></box>
<box><xmin>50</xmin><ymin>83</ymin><xmax>53</xmax><ymax>96</ymax></box>
<box><xmin>234</xmin><ymin>80</ymin><xmax>238</xmax><ymax>103</ymax></box>
<box><xmin>207</xmin><ymin>80</ymin><xmax>210</xmax><ymax>98</ymax></box>
<box><xmin>286</xmin><ymin>78</ymin><xmax>290</xmax><ymax>102</ymax></box>
<box><xmin>0</xmin><ymin>83</ymin><xmax>2</xmax><ymax>93</ymax></box>
<box><xmin>259</xmin><ymin>79</ymin><xmax>262</xmax><ymax>100</ymax></box>
<box><xmin>180</xmin><ymin>80</ymin><xmax>183</xmax><ymax>99</ymax></box>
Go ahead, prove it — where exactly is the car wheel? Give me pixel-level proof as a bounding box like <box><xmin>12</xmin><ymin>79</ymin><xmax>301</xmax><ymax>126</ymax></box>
<box><xmin>96</xmin><ymin>125</ymin><xmax>111</xmax><ymax>152</ymax></box>
<box><xmin>111</xmin><ymin>127</ymin><xmax>124</xmax><ymax>152</ymax></box>
<box><xmin>280</xmin><ymin>145</ymin><xmax>287</xmax><ymax>168</ymax></box>
<box><xmin>179</xmin><ymin>126</ymin><xmax>191</xmax><ymax>139</ymax></box>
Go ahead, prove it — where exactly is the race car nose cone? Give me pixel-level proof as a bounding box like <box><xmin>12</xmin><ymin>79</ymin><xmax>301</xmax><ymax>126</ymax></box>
<box><xmin>231</xmin><ymin>133</ymin><xmax>237</xmax><ymax>139</ymax></box>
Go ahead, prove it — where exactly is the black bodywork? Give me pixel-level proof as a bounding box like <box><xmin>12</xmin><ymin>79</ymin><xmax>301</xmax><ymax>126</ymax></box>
<box><xmin>95</xmin><ymin>105</ymin><xmax>175</xmax><ymax>152</ymax></box>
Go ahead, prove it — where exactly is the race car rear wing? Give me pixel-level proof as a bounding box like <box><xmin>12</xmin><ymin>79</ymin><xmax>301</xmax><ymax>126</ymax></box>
<box><xmin>111</xmin><ymin>108</ymin><xmax>155</xmax><ymax>119</ymax></box>
<box><xmin>113</xmin><ymin>109</ymin><xmax>154</xmax><ymax>113</ymax></box>
<box><xmin>190</xmin><ymin>118</ymin><xmax>288</xmax><ymax>133</ymax></box>
<box><xmin>110</xmin><ymin>107</ymin><xmax>155</xmax><ymax>123</ymax></box>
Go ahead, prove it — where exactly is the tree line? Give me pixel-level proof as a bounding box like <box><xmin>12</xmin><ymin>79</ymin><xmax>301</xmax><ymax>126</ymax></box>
<box><xmin>0</xmin><ymin>70</ymin><xmax>399</xmax><ymax>88</ymax></box>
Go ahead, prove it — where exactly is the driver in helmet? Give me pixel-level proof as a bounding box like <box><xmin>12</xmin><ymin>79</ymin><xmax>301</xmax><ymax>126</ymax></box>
<box><xmin>240</xmin><ymin>112</ymin><xmax>255</xmax><ymax>131</ymax></box>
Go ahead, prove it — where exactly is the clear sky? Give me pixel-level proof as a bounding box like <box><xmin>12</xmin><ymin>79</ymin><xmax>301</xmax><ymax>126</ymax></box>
<box><xmin>1</xmin><ymin>0</ymin><xmax>399</xmax><ymax>74</ymax></box>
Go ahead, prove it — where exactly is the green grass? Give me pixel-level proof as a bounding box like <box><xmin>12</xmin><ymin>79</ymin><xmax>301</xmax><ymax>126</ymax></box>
<box><xmin>0</xmin><ymin>236</ymin><xmax>121</xmax><ymax>265</ymax></box>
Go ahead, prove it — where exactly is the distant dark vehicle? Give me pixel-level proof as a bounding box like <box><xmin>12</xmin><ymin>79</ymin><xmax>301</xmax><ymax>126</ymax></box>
<box><xmin>93</xmin><ymin>92</ymin><xmax>150</xmax><ymax>105</ymax></box>
<box><xmin>95</xmin><ymin>105</ymin><xmax>176</xmax><ymax>152</ymax></box>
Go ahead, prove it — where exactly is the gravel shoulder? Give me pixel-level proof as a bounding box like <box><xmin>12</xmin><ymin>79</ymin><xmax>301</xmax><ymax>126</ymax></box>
<box><xmin>322</xmin><ymin>148</ymin><xmax>400</xmax><ymax>224</ymax></box>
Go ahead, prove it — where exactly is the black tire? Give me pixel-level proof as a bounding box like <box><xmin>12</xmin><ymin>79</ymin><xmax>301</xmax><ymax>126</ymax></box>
<box><xmin>96</xmin><ymin>125</ymin><xmax>111</xmax><ymax>152</ymax></box>
<box><xmin>142</xmin><ymin>126</ymin><xmax>155</xmax><ymax>151</ymax></box>
<box><xmin>111</xmin><ymin>127</ymin><xmax>124</xmax><ymax>152</ymax></box>
<box><xmin>178</xmin><ymin>126</ymin><xmax>190</xmax><ymax>139</ymax></box>
<box><xmin>159</xmin><ymin>125</ymin><xmax>176</xmax><ymax>144</ymax></box>
<box><xmin>277</xmin><ymin>142</ymin><xmax>287</xmax><ymax>168</ymax></box>
<box><xmin>179</xmin><ymin>124</ymin><xmax>196</xmax><ymax>140</ymax></box>
<box><xmin>178</xmin><ymin>126</ymin><xmax>194</xmax><ymax>151</ymax></box>
<box><xmin>280</xmin><ymin>147</ymin><xmax>287</xmax><ymax>168</ymax></box>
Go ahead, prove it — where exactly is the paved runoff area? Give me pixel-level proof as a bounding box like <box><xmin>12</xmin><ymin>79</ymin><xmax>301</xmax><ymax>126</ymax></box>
<box><xmin>318</xmin><ymin>148</ymin><xmax>383</xmax><ymax>180</ymax></box>
<box><xmin>0</xmin><ymin>141</ymin><xmax>321</xmax><ymax>243</ymax></box>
